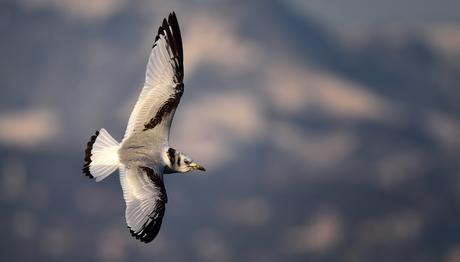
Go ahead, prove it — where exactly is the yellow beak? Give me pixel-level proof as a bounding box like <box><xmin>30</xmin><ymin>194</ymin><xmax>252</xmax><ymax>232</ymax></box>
<box><xmin>190</xmin><ymin>162</ymin><xmax>206</xmax><ymax>171</ymax></box>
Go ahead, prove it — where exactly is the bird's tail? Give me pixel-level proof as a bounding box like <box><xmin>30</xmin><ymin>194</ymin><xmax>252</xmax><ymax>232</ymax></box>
<box><xmin>83</xmin><ymin>128</ymin><xmax>120</xmax><ymax>182</ymax></box>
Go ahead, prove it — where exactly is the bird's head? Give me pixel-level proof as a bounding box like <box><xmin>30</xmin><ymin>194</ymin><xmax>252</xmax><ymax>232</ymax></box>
<box><xmin>165</xmin><ymin>148</ymin><xmax>205</xmax><ymax>174</ymax></box>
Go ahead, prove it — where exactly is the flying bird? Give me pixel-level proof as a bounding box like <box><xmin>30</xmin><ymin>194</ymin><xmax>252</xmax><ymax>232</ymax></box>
<box><xmin>82</xmin><ymin>12</ymin><xmax>205</xmax><ymax>243</ymax></box>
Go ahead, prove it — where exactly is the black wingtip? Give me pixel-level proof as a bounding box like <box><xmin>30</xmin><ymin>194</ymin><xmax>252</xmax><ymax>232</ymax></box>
<box><xmin>128</xmin><ymin>208</ymin><xmax>165</xmax><ymax>243</ymax></box>
<box><xmin>128</xmin><ymin>227</ymin><xmax>154</xmax><ymax>244</ymax></box>
<box><xmin>152</xmin><ymin>11</ymin><xmax>183</xmax><ymax>63</ymax></box>
<box><xmin>168</xmin><ymin>11</ymin><xmax>176</xmax><ymax>23</ymax></box>
<box><xmin>82</xmin><ymin>131</ymin><xmax>100</xmax><ymax>179</ymax></box>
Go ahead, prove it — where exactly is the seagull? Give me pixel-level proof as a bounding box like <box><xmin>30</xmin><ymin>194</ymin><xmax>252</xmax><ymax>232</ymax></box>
<box><xmin>82</xmin><ymin>12</ymin><xmax>205</xmax><ymax>243</ymax></box>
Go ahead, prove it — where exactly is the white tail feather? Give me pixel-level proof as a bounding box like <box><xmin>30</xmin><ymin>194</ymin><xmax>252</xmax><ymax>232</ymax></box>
<box><xmin>86</xmin><ymin>128</ymin><xmax>120</xmax><ymax>182</ymax></box>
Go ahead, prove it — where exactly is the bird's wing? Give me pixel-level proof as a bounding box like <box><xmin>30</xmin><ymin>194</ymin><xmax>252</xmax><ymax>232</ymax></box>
<box><xmin>123</xmin><ymin>12</ymin><xmax>184</xmax><ymax>142</ymax></box>
<box><xmin>119</xmin><ymin>166</ymin><xmax>168</xmax><ymax>243</ymax></box>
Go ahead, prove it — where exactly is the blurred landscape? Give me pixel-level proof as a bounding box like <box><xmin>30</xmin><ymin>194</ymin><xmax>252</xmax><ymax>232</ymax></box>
<box><xmin>1</xmin><ymin>0</ymin><xmax>460</xmax><ymax>261</ymax></box>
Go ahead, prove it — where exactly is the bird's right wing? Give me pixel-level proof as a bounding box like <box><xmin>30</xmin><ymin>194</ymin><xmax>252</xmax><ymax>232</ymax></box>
<box><xmin>119</xmin><ymin>166</ymin><xmax>168</xmax><ymax>243</ymax></box>
<box><xmin>122</xmin><ymin>12</ymin><xmax>184</xmax><ymax>143</ymax></box>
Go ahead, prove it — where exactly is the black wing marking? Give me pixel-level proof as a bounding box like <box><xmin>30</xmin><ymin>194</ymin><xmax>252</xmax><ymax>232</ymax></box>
<box><xmin>143</xmin><ymin>83</ymin><xmax>184</xmax><ymax>130</ymax></box>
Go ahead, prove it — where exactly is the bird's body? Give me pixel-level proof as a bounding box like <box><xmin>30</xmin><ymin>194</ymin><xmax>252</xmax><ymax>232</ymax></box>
<box><xmin>82</xmin><ymin>12</ymin><xmax>205</xmax><ymax>243</ymax></box>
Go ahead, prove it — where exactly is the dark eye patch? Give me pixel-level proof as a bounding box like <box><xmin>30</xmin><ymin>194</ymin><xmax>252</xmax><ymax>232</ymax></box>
<box><xmin>184</xmin><ymin>159</ymin><xmax>191</xmax><ymax>164</ymax></box>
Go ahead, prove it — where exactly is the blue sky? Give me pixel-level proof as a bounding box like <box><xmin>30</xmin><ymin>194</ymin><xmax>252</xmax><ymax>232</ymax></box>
<box><xmin>288</xmin><ymin>0</ymin><xmax>460</xmax><ymax>28</ymax></box>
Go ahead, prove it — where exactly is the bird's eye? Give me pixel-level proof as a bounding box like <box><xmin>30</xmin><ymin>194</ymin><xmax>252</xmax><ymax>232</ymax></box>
<box><xmin>184</xmin><ymin>159</ymin><xmax>191</xmax><ymax>164</ymax></box>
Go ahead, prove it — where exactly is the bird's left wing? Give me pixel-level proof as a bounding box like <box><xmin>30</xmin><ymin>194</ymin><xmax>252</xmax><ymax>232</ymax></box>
<box><xmin>119</xmin><ymin>166</ymin><xmax>168</xmax><ymax>243</ymax></box>
<box><xmin>123</xmin><ymin>12</ymin><xmax>184</xmax><ymax>142</ymax></box>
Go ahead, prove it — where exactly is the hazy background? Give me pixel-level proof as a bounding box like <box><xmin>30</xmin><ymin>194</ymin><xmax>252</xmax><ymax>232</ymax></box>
<box><xmin>1</xmin><ymin>0</ymin><xmax>460</xmax><ymax>261</ymax></box>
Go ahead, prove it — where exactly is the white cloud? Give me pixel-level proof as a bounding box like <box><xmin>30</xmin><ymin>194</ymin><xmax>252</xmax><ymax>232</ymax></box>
<box><xmin>0</xmin><ymin>108</ymin><xmax>60</xmax><ymax>149</ymax></box>
<box><xmin>193</xmin><ymin>228</ymin><xmax>232</xmax><ymax>262</ymax></box>
<box><xmin>426</xmin><ymin>25</ymin><xmax>460</xmax><ymax>56</ymax></box>
<box><xmin>375</xmin><ymin>149</ymin><xmax>428</xmax><ymax>189</ymax></box>
<box><xmin>263</xmin><ymin>63</ymin><xmax>397</xmax><ymax>122</ymax></box>
<box><xmin>183</xmin><ymin>13</ymin><xmax>262</xmax><ymax>76</ymax></box>
<box><xmin>172</xmin><ymin>90</ymin><xmax>266</xmax><ymax>169</ymax></box>
<box><xmin>19</xmin><ymin>0</ymin><xmax>126</xmax><ymax>21</ymax></box>
<box><xmin>356</xmin><ymin>211</ymin><xmax>423</xmax><ymax>244</ymax></box>
<box><xmin>271</xmin><ymin>122</ymin><xmax>356</xmax><ymax>172</ymax></box>
<box><xmin>281</xmin><ymin>208</ymin><xmax>343</xmax><ymax>254</ymax></box>
<box><xmin>41</xmin><ymin>225</ymin><xmax>74</xmax><ymax>258</ymax></box>
<box><xmin>424</xmin><ymin>110</ymin><xmax>460</xmax><ymax>150</ymax></box>
<box><xmin>214</xmin><ymin>196</ymin><xmax>272</xmax><ymax>226</ymax></box>
<box><xmin>97</xmin><ymin>225</ymin><xmax>127</xmax><ymax>261</ymax></box>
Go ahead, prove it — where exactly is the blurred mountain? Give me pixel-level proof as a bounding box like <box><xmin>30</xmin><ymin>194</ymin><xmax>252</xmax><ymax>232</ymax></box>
<box><xmin>1</xmin><ymin>0</ymin><xmax>460</xmax><ymax>261</ymax></box>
